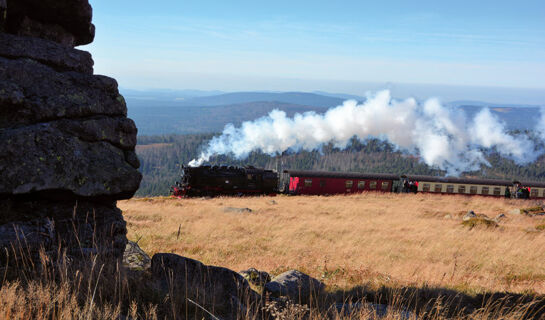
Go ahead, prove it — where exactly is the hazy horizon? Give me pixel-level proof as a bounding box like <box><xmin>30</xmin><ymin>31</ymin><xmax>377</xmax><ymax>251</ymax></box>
<box><xmin>120</xmin><ymin>82</ymin><xmax>545</xmax><ymax>106</ymax></box>
<box><xmin>85</xmin><ymin>0</ymin><xmax>544</xmax><ymax>105</ymax></box>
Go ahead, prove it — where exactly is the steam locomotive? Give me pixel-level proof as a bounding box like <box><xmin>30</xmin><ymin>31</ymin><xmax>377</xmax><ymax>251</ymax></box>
<box><xmin>171</xmin><ymin>165</ymin><xmax>278</xmax><ymax>197</ymax></box>
<box><xmin>171</xmin><ymin>165</ymin><xmax>545</xmax><ymax>199</ymax></box>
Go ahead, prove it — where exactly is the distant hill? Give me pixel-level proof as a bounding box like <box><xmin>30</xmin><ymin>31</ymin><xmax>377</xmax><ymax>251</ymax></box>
<box><xmin>129</xmin><ymin>101</ymin><xmax>330</xmax><ymax>136</ymax></box>
<box><xmin>176</xmin><ymin>91</ymin><xmax>346</xmax><ymax>108</ymax></box>
<box><xmin>457</xmin><ymin>105</ymin><xmax>539</xmax><ymax>131</ymax></box>
<box><xmin>120</xmin><ymin>88</ymin><xmax>225</xmax><ymax>105</ymax></box>
<box><xmin>125</xmin><ymin>90</ymin><xmax>542</xmax><ymax>135</ymax></box>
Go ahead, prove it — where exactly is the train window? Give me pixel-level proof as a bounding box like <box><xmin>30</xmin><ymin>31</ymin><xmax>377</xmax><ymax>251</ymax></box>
<box><xmin>423</xmin><ymin>184</ymin><xmax>430</xmax><ymax>192</ymax></box>
<box><xmin>369</xmin><ymin>181</ymin><xmax>377</xmax><ymax>190</ymax></box>
<box><xmin>493</xmin><ymin>187</ymin><xmax>501</xmax><ymax>195</ymax></box>
<box><xmin>470</xmin><ymin>186</ymin><xmax>477</xmax><ymax>194</ymax></box>
<box><xmin>345</xmin><ymin>180</ymin><xmax>354</xmax><ymax>188</ymax></box>
<box><xmin>458</xmin><ymin>185</ymin><xmax>466</xmax><ymax>193</ymax></box>
<box><xmin>357</xmin><ymin>181</ymin><xmax>365</xmax><ymax>189</ymax></box>
<box><xmin>531</xmin><ymin>189</ymin><xmax>538</xmax><ymax>198</ymax></box>
<box><xmin>481</xmin><ymin>186</ymin><xmax>489</xmax><ymax>195</ymax></box>
<box><xmin>304</xmin><ymin>179</ymin><xmax>312</xmax><ymax>187</ymax></box>
<box><xmin>320</xmin><ymin>180</ymin><xmax>326</xmax><ymax>187</ymax></box>
<box><xmin>434</xmin><ymin>184</ymin><xmax>442</xmax><ymax>192</ymax></box>
<box><xmin>381</xmin><ymin>181</ymin><xmax>390</xmax><ymax>190</ymax></box>
<box><xmin>446</xmin><ymin>185</ymin><xmax>454</xmax><ymax>193</ymax></box>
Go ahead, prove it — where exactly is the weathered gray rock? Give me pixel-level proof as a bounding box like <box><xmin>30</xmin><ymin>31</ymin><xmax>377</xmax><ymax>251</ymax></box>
<box><xmin>52</xmin><ymin>116</ymin><xmax>138</xmax><ymax>151</ymax></box>
<box><xmin>152</xmin><ymin>253</ymin><xmax>261</xmax><ymax>320</ymax></box>
<box><xmin>494</xmin><ymin>213</ymin><xmax>507</xmax><ymax>222</ymax></box>
<box><xmin>0</xmin><ymin>57</ymin><xmax>126</xmax><ymax>128</ymax></box>
<box><xmin>123</xmin><ymin>241</ymin><xmax>151</xmax><ymax>270</ymax></box>
<box><xmin>240</xmin><ymin>268</ymin><xmax>271</xmax><ymax>287</ymax></box>
<box><xmin>15</xmin><ymin>16</ymin><xmax>77</xmax><ymax>47</ymax></box>
<box><xmin>0</xmin><ymin>125</ymin><xmax>140</xmax><ymax>199</ymax></box>
<box><xmin>0</xmin><ymin>33</ymin><xmax>93</xmax><ymax>73</ymax></box>
<box><xmin>334</xmin><ymin>302</ymin><xmax>412</xmax><ymax>319</ymax></box>
<box><xmin>5</xmin><ymin>0</ymin><xmax>95</xmax><ymax>46</ymax></box>
<box><xmin>0</xmin><ymin>0</ymin><xmax>139</xmax><ymax>263</ymax></box>
<box><xmin>0</xmin><ymin>0</ymin><xmax>7</xmax><ymax>32</ymax></box>
<box><xmin>0</xmin><ymin>199</ymin><xmax>127</xmax><ymax>262</ymax></box>
<box><xmin>223</xmin><ymin>207</ymin><xmax>253</xmax><ymax>213</ymax></box>
<box><xmin>264</xmin><ymin>270</ymin><xmax>325</xmax><ymax>305</ymax></box>
<box><xmin>463</xmin><ymin>210</ymin><xmax>477</xmax><ymax>221</ymax></box>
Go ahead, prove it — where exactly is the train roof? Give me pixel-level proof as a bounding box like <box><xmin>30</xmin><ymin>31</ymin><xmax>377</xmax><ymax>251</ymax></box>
<box><xmin>402</xmin><ymin>174</ymin><xmax>545</xmax><ymax>188</ymax></box>
<box><xmin>284</xmin><ymin>170</ymin><xmax>399</xmax><ymax>180</ymax></box>
<box><xmin>402</xmin><ymin>174</ymin><xmax>511</xmax><ymax>186</ymax></box>
<box><xmin>284</xmin><ymin>170</ymin><xmax>545</xmax><ymax>187</ymax></box>
<box><xmin>517</xmin><ymin>180</ymin><xmax>545</xmax><ymax>188</ymax></box>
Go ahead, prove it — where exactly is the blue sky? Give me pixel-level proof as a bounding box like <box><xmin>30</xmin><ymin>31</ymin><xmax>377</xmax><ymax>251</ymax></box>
<box><xmin>83</xmin><ymin>0</ymin><xmax>545</xmax><ymax>102</ymax></box>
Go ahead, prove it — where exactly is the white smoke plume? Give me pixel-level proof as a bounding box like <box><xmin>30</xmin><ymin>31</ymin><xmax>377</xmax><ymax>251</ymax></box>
<box><xmin>189</xmin><ymin>90</ymin><xmax>541</xmax><ymax>175</ymax></box>
<box><xmin>538</xmin><ymin>108</ymin><xmax>545</xmax><ymax>142</ymax></box>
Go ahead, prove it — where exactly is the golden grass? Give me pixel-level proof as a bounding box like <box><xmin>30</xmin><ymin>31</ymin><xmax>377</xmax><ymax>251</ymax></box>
<box><xmin>119</xmin><ymin>193</ymin><xmax>545</xmax><ymax>295</ymax></box>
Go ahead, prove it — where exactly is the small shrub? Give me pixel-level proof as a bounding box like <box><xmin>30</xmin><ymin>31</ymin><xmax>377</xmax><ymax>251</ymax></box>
<box><xmin>536</xmin><ymin>224</ymin><xmax>545</xmax><ymax>231</ymax></box>
<box><xmin>520</xmin><ymin>206</ymin><xmax>545</xmax><ymax>215</ymax></box>
<box><xmin>462</xmin><ymin>217</ymin><xmax>498</xmax><ymax>229</ymax></box>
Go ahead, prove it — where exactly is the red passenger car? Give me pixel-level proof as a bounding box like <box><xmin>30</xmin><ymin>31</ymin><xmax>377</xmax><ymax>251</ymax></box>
<box><xmin>284</xmin><ymin>170</ymin><xmax>399</xmax><ymax>195</ymax></box>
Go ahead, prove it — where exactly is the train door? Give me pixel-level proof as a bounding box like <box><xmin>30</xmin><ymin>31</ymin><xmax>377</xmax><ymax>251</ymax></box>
<box><xmin>345</xmin><ymin>179</ymin><xmax>354</xmax><ymax>193</ymax></box>
<box><xmin>247</xmin><ymin>173</ymin><xmax>257</xmax><ymax>190</ymax></box>
<box><xmin>279</xmin><ymin>171</ymin><xmax>290</xmax><ymax>193</ymax></box>
<box><xmin>392</xmin><ymin>179</ymin><xmax>403</xmax><ymax>193</ymax></box>
<box><xmin>319</xmin><ymin>179</ymin><xmax>327</xmax><ymax>194</ymax></box>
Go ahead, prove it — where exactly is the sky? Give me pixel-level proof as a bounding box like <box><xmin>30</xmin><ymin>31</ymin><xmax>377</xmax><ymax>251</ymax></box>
<box><xmin>83</xmin><ymin>0</ymin><xmax>545</xmax><ymax>103</ymax></box>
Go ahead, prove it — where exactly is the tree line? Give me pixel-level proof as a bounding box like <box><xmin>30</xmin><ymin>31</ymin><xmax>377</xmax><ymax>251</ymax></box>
<box><xmin>135</xmin><ymin>133</ymin><xmax>545</xmax><ymax>197</ymax></box>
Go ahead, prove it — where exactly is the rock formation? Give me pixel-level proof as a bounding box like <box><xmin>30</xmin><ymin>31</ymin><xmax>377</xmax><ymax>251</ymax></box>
<box><xmin>152</xmin><ymin>253</ymin><xmax>261</xmax><ymax>320</ymax></box>
<box><xmin>0</xmin><ymin>0</ymin><xmax>141</xmax><ymax>262</ymax></box>
<box><xmin>264</xmin><ymin>269</ymin><xmax>324</xmax><ymax>305</ymax></box>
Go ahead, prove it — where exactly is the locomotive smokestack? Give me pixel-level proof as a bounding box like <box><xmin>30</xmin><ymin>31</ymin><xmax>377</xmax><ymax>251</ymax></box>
<box><xmin>189</xmin><ymin>90</ymin><xmax>544</xmax><ymax>175</ymax></box>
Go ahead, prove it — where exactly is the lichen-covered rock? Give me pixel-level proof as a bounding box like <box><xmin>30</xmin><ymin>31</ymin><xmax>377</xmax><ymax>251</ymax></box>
<box><xmin>240</xmin><ymin>267</ymin><xmax>271</xmax><ymax>287</ymax></box>
<box><xmin>494</xmin><ymin>213</ymin><xmax>507</xmax><ymax>222</ymax></box>
<box><xmin>223</xmin><ymin>207</ymin><xmax>253</xmax><ymax>213</ymax></box>
<box><xmin>15</xmin><ymin>16</ymin><xmax>78</xmax><ymax>46</ymax></box>
<box><xmin>0</xmin><ymin>57</ymin><xmax>126</xmax><ymax>128</ymax></box>
<box><xmin>123</xmin><ymin>241</ymin><xmax>151</xmax><ymax>270</ymax></box>
<box><xmin>152</xmin><ymin>253</ymin><xmax>261</xmax><ymax>320</ymax></box>
<box><xmin>5</xmin><ymin>0</ymin><xmax>95</xmax><ymax>46</ymax></box>
<box><xmin>264</xmin><ymin>270</ymin><xmax>324</xmax><ymax>305</ymax></box>
<box><xmin>0</xmin><ymin>0</ymin><xmax>139</xmax><ymax>263</ymax></box>
<box><xmin>0</xmin><ymin>124</ymin><xmax>140</xmax><ymax>199</ymax></box>
<box><xmin>0</xmin><ymin>33</ymin><xmax>93</xmax><ymax>73</ymax></box>
<box><xmin>0</xmin><ymin>0</ymin><xmax>7</xmax><ymax>32</ymax></box>
<box><xmin>0</xmin><ymin>199</ymin><xmax>127</xmax><ymax>261</ymax></box>
<box><xmin>463</xmin><ymin>210</ymin><xmax>477</xmax><ymax>221</ymax></box>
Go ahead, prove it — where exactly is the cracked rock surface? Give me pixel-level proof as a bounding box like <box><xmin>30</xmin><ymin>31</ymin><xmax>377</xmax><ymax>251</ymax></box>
<box><xmin>0</xmin><ymin>0</ymin><xmax>140</xmax><ymax>262</ymax></box>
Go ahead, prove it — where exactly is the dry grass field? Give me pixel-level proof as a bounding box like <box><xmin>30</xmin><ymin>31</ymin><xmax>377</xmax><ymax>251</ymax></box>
<box><xmin>119</xmin><ymin>193</ymin><xmax>545</xmax><ymax>296</ymax></box>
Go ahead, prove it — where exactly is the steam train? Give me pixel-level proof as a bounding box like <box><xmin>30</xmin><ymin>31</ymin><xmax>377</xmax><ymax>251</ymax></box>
<box><xmin>171</xmin><ymin>165</ymin><xmax>545</xmax><ymax>199</ymax></box>
<box><xmin>171</xmin><ymin>165</ymin><xmax>278</xmax><ymax>197</ymax></box>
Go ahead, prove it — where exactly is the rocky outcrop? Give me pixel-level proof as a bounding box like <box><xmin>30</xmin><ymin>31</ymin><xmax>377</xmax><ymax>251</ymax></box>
<box><xmin>264</xmin><ymin>270</ymin><xmax>325</xmax><ymax>305</ymax></box>
<box><xmin>123</xmin><ymin>241</ymin><xmax>151</xmax><ymax>270</ymax></box>
<box><xmin>152</xmin><ymin>253</ymin><xmax>261</xmax><ymax>320</ymax></box>
<box><xmin>0</xmin><ymin>0</ymin><xmax>140</xmax><ymax>263</ymax></box>
<box><xmin>240</xmin><ymin>268</ymin><xmax>271</xmax><ymax>287</ymax></box>
<box><xmin>223</xmin><ymin>207</ymin><xmax>253</xmax><ymax>213</ymax></box>
<box><xmin>3</xmin><ymin>0</ymin><xmax>94</xmax><ymax>46</ymax></box>
<box><xmin>0</xmin><ymin>199</ymin><xmax>127</xmax><ymax>257</ymax></box>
